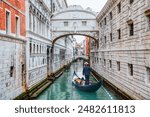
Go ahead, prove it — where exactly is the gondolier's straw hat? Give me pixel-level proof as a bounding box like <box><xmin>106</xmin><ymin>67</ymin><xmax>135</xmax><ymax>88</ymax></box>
<box><xmin>84</xmin><ymin>62</ymin><xmax>88</xmax><ymax>65</ymax></box>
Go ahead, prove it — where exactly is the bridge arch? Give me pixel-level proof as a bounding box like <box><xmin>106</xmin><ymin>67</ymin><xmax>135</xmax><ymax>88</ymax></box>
<box><xmin>52</xmin><ymin>33</ymin><xmax>98</xmax><ymax>45</ymax></box>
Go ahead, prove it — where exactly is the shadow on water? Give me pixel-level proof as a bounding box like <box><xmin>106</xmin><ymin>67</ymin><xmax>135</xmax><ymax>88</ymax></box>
<box><xmin>36</xmin><ymin>60</ymin><xmax>125</xmax><ymax>100</ymax></box>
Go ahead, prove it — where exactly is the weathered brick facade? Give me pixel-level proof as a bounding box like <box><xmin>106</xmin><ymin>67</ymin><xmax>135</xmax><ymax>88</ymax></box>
<box><xmin>0</xmin><ymin>0</ymin><xmax>25</xmax><ymax>36</ymax></box>
<box><xmin>91</xmin><ymin>0</ymin><xmax>150</xmax><ymax>99</ymax></box>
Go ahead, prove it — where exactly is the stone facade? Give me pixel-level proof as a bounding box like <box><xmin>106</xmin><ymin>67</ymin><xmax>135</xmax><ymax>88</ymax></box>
<box><xmin>91</xmin><ymin>0</ymin><xmax>150</xmax><ymax>99</ymax></box>
<box><xmin>26</xmin><ymin>0</ymin><xmax>52</xmax><ymax>88</ymax></box>
<box><xmin>51</xmin><ymin>5</ymin><xmax>98</xmax><ymax>41</ymax></box>
<box><xmin>0</xmin><ymin>0</ymin><xmax>26</xmax><ymax>99</ymax></box>
<box><xmin>26</xmin><ymin>0</ymin><xmax>74</xmax><ymax>88</ymax></box>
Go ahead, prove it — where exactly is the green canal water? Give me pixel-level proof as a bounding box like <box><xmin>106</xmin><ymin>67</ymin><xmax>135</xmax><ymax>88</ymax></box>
<box><xmin>36</xmin><ymin>61</ymin><xmax>125</xmax><ymax>100</ymax></box>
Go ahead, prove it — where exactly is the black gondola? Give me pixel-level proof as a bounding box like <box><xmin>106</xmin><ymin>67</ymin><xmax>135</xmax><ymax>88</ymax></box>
<box><xmin>72</xmin><ymin>71</ymin><xmax>102</xmax><ymax>92</ymax></box>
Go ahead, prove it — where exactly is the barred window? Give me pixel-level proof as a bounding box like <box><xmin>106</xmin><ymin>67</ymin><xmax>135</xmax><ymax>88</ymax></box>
<box><xmin>110</xmin><ymin>12</ymin><xmax>113</xmax><ymax>20</ymax></box>
<box><xmin>117</xmin><ymin>61</ymin><xmax>120</xmax><ymax>71</ymax></box>
<box><xmin>64</xmin><ymin>21</ymin><xmax>68</xmax><ymax>27</ymax></box>
<box><xmin>104</xmin><ymin>59</ymin><xmax>106</xmax><ymax>67</ymax></box>
<box><xmin>148</xmin><ymin>15</ymin><xmax>150</xmax><ymax>30</ymax></box>
<box><xmin>104</xmin><ymin>36</ymin><xmax>107</xmax><ymax>43</ymax></box>
<box><xmin>117</xmin><ymin>2</ymin><xmax>121</xmax><ymax>13</ymax></box>
<box><xmin>110</xmin><ymin>33</ymin><xmax>113</xmax><ymax>42</ymax></box>
<box><xmin>130</xmin><ymin>0</ymin><xmax>134</xmax><ymax>4</ymax></box>
<box><xmin>104</xmin><ymin>18</ymin><xmax>107</xmax><ymax>25</ymax></box>
<box><xmin>117</xmin><ymin>29</ymin><xmax>121</xmax><ymax>39</ymax></box>
<box><xmin>146</xmin><ymin>67</ymin><xmax>150</xmax><ymax>84</ymax></box>
<box><xmin>30</xmin><ymin>42</ymin><xmax>32</xmax><ymax>54</ymax></box>
<box><xmin>129</xmin><ymin>23</ymin><xmax>134</xmax><ymax>36</ymax></box>
<box><xmin>109</xmin><ymin>60</ymin><xmax>112</xmax><ymax>68</ymax></box>
<box><xmin>128</xmin><ymin>64</ymin><xmax>133</xmax><ymax>76</ymax></box>
<box><xmin>10</xmin><ymin>66</ymin><xmax>14</xmax><ymax>77</ymax></box>
<box><xmin>82</xmin><ymin>21</ymin><xmax>87</xmax><ymax>26</ymax></box>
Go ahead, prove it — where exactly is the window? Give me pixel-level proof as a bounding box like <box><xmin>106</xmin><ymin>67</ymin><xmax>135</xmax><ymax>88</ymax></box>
<box><xmin>37</xmin><ymin>45</ymin><xmax>39</xmax><ymax>53</ymax></box>
<box><xmin>52</xmin><ymin>3</ymin><xmax>55</xmax><ymax>12</ymax></box>
<box><xmin>129</xmin><ymin>23</ymin><xmax>134</xmax><ymax>36</ymax></box>
<box><xmin>33</xmin><ymin>15</ymin><xmax>35</xmax><ymax>32</ymax></box>
<box><xmin>110</xmin><ymin>12</ymin><xmax>113</xmax><ymax>20</ymax></box>
<box><xmin>104</xmin><ymin>18</ymin><xmax>107</xmax><ymax>25</ymax></box>
<box><xmin>110</xmin><ymin>33</ymin><xmax>112</xmax><ymax>42</ymax></box>
<box><xmin>64</xmin><ymin>21</ymin><xmax>68</xmax><ymax>26</ymax></box>
<box><xmin>117</xmin><ymin>61</ymin><xmax>120</xmax><ymax>71</ymax></box>
<box><xmin>29</xmin><ymin>13</ymin><xmax>32</xmax><ymax>30</ymax></box>
<box><xmin>146</xmin><ymin>67</ymin><xmax>150</xmax><ymax>84</ymax></box>
<box><xmin>30</xmin><ymin>42</ymin><xmax>32</xmax><ymax>54</ymax></box>
<box><xmin>6</xmin><ymin>11</ymin><xmax>10</xmax><ymax>34</ymax></box>
<box><xmin>130</xmin><ymin>0</ymin><xmax>134</xmax><ymax>4</ymax></box>
<box><xmin>104</xmin><ymin>36</ymin><xmax>107</xmax><ymax>43</ymax></box>
<box><xmin>15</xmin><ymin>16</ymin><xmax>19</xmax><ymax>37</ymax></box>
<box><xmin>43</xmin><ymin>58</ymin><xmax>44</xmax><ymax>64</ymax></box>
<box><xmin>109</xmin><ymin>60</ymin><xmax>112</xmax><ymax>68</ymax></box>
<box><xmin>117</xmin><ymin>29</ymin><xmax>121</xmax><ymax>39</ymax></box>
<box><xmin>117</xmin><ymin>2</ymin><xmax>121</xmax><ymax>13</ymax></box>
<box><xmin>10</xmin><ymin>66</ymin><xmax>14</xmax><ymax>77</ymax></box>
<box><xmin>104</xmin><ymin>59</ymin><xmax>106</xmax><ymax>67</ymax></box>
<box><xmin>100</xmin><ymin>23</ymin><xmax>102</xmax><ymax>27</ymax></box>
<box><xmin>147</xmin><ymin>15</ymin><xmax>150</xmax><ymax>30</ymax></box>
<box><xmin>82</xmin><ymin>21</ymin><xmax>87</xmax><ymax>26</ymax></box>
<box><xmin>33</xmin><ymin>44</ymin><xmax>35</xmax><ymax>53</ymax></box>
<box><xmin>40</xmin><ymin>45</ymin><xmax>41</xmax><ymax>53</ymax></box>
<box><xmin>128</xmin><ymin>64</ymin><xmax>133</xmax><ymax>76</ymax></box>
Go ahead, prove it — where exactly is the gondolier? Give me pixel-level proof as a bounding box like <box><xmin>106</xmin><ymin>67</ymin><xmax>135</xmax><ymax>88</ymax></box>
<box><xmin>83</xmin><ymin>62</ymin><xmax>91</xmax><ymax>85</ymax></box>
<box><xmin>72</xmin><ymin>71</ymin><xmax>102</xmax><ymax>92</ymax></box>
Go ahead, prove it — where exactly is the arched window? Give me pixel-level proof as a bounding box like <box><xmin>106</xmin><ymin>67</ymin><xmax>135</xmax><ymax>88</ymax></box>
<box><xmin>43</xmin><ymin>57</ymin><xmax>45</xmax><ymax>64</ymax></box>
<box><xmin>30</xmin><ymin>42</ymin><xmax>32</xmax><ymax>54</ymax></box>
<box><xmin>33</xmin><ymin>44</ymin><xmax>35</xmax><ymax>53</ymax></box>
<box><xmin>37</xmin><ymin>45</ymin><xmax>39</xmax><ymax>53</ymax></box>
<box><xmin>40</xmin><ymin>45</ymin><xmax>41</xmax><ymax>53</ymax></box>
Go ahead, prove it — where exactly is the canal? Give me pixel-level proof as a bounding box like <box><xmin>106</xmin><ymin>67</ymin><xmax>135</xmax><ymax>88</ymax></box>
<box><xmin>36</xmin><ymin>60</ymin><xmax>126</xmax><ymax>100</ymax></box>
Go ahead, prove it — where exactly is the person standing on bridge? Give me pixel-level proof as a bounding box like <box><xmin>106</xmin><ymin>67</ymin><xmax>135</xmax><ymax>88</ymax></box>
<box><xmin>82</xmin><ymin>62</ymin><xmax>91</xmax><ymax>85</ymax></box>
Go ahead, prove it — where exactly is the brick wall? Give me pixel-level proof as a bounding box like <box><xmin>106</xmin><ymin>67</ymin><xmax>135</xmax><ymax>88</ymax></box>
<box><xmin>0</xmin><ymin>0</ymin><xmax>25</xmax><ymax>36</ymax></box>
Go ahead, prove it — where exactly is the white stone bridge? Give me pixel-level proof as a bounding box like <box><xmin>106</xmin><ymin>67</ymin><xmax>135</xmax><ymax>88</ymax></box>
<box><xmin>51</xmin><ymin>5</ymin><xmax>99</xmax><ymax>44</ymax></box>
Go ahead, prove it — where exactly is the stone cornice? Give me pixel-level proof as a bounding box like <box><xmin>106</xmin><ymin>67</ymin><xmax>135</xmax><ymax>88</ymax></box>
<box><xmin>96</xmin><ymin>0</ymin><xmax>118</xmax><ymax>22</ymax></box>
<box><xmin>53</xmin><ymin>9</ymin><xmax>97</xmax><ymax>18</ymax></box>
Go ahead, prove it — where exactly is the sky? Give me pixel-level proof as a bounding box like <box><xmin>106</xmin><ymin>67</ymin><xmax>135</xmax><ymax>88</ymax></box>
<box><xmin>66</xmin><ymin>0</ymin><xmax>107</xmax><ymax>43</ymax></box>
<box><xmin>67</xmin><ymin>0</ymin><xmax>107</xmax><ymax>12</ymax></box>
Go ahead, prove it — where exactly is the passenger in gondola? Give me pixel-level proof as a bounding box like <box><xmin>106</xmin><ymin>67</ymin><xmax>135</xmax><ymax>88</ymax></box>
<box><xmin>82</xmin><ymin>62</ymin><xmax>91</xmax><ymax>85</ymax></box>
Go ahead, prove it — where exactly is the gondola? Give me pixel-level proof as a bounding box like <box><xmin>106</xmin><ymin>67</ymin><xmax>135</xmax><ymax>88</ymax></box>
<box><xmin>72</xmin><ymin>71</ymin><xmax>102</xmax><ymax>92</ymax></box>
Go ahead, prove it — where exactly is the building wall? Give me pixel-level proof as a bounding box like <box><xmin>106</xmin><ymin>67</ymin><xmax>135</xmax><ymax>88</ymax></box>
<box><xmin>26</xmin><ymin>0</ymin><xmax>73</xmax><ymax>88</ymax></box>
<box><xmin>53</xmin><ymin>36</ymin><xmax>74</xmax><ymax>72</ymax></box>
<box><xmin>26</xmin><ymin>0</ymin><xmax>51</xmax><ymax>88</ymax></box>
<box><xmin>92</xmin><ymin>0</ymin><xmax>150</xmax><ymax>99</ymax></box>
<box><xmin>0</xmin><ymin>0</ymin><xmax>25</xmax><ymax>37</ymax></box>
<box><xmin>85</xmin><ymin>37</ymin><xmax>89</xmax><ymax>56</ymax></box>
<box><xmin>0</xmin><ymin>0</ymin><xmax>26</xmax><ymax>99</ymax></box>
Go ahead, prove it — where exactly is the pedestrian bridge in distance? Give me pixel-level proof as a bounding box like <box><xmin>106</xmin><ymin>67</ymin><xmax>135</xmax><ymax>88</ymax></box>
<box><xmin>74</xmin><ymin>55</ymin><xmax>88</xmax><ymax>60</ymax></box>
<box><xmin>51</xmin><ymin>5</ymin><xmax>99</xmax><ymax>44</ymax></box>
